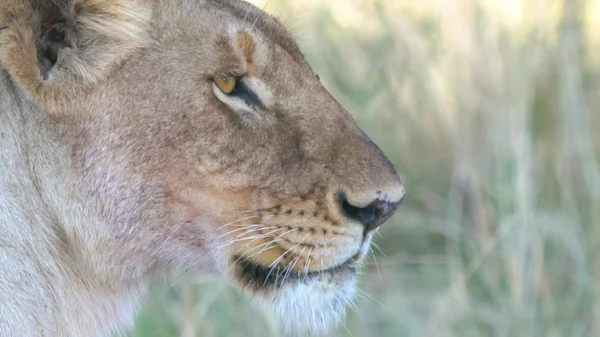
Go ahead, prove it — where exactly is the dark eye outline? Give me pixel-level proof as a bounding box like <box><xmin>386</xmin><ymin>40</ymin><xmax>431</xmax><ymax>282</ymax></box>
<box><xmin>228</xmin><ymin>78</ymin><xmax>264</xmax><ymax>109</ymax></box>
<box><xmin>214</xmin><ymin>76</ymin><xmax>264</xmax><ymax>109</ymax></box>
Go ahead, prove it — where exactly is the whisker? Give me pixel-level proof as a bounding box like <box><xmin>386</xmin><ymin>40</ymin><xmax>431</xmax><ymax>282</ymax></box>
<box><xmin>338</xmin><ymin>319</ymin><xmax>352</xmax><ymax>335</ymax></box>
<box><xmin>355</xmin><ymin>288</ymin><xmax>385</xmax><ymax>308</ymax></box>
<box><xmin>219</xmin><ymin>232</ymin><xmax>281</xmax><ymax>251</ymax></box>
<box><xmin>231</xmin><ymin>229</ymin><xmax>281</xmax><ymax>242</ymax></box>
<box><xmin>302</xmin><ymin>248</ymin><xmax>313</xmax><ymax>282</ymax></box>
<box><xmin>240</xmin><ymin>227</ymin><xmax>293</xmax><ymax>250</ymax></box>
<box><xmin>369</xmin><ymin>248</ymin><xmax>383</xmax><ymax>283</ymax></box>
<box><xmin>214</xmin><ymin>224</ymin><xmax>264</xmax><ymax>240</ymax></box>
<box><xmin>248</xmin><ymin>8</ymin><xmax>262</xmax><ymax>33</ymax></box>
<box><xmin>268</xmin><ymin>233</ymin><xmax>310</xmax><ymax>269</ymax></box>
<box><xmin>281</xmin><ymin>246</ymin><xmax>306</xmax><ymax>285</ymax></box>
<box><xmin>242</xmin><ymin>1</ymin><xmax>252</xmax><ymax>25</ymax></box>
<box><xmin>214</xmin><ymin>227</ymin><xmax>284</xmax><ymax>251</ymax></box>
<box><xmin>261</xmin><ymin>0</ymin><xmax>274</xmax><ymax>12</ymax></box>
<box><xmin>238</xmin><ymin>225</ymin><xmax>276</xmax><ymax>236</ymax></box>
<box><xmin>264</xmin><ymin>232</ymin><xmax>309</xmax><ymax>286</ymax></box>
<box><xmin>222</xmin><ymin>225</ymin><xmax>278</xmax><ymax>242</ymax></box>
<box><xmin>214</xmin><ymin>215</ymin><xmax>259</xmax><ymax>231</ymax></box>
<box><xmin>284</xmin><ymin>234</ymin><xmax>312</xmax><ymax>282</ymax></box>
<box><xmin>370</xmin><ymin>241</ymin><xmax>387</xmax><ymax>257</ymax></box>
<box><xmin>347</xmin><ymin>297</ymin><xmax>365</xmax><ymax>321</ymax></box>
<box><xmin>238</xmin><ymin>243</ymin><xmax>278</xmax><ymax>262</ymax></box>
<box><xmin>238</xmin><ymin>228</ymin><xmax>297</xmax><ymax>257</ymax></box>
<box><xmin>320</xmin><ymin>257</ymin><xmax>325</xmax><ymax>278</ymax></box>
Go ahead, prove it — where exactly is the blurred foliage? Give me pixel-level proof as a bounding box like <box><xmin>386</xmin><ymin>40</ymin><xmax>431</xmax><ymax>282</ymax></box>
<box><xmin>130</xmin><ymin>0</ymin><xmax>600</xmax><ymax>336</ymax></box>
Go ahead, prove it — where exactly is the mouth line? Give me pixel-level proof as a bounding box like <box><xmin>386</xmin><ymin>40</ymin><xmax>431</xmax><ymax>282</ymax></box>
<box><xmin>233</xmin><ymin>255</ymin><xmax>356</xmax><ymax>289</ymax></box>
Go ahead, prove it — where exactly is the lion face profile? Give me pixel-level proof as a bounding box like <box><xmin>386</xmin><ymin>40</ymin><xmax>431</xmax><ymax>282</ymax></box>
<box><xmin>0</xmin><ymin>0</ymin><xmax>404</xmax><ymax>335</ymax></box>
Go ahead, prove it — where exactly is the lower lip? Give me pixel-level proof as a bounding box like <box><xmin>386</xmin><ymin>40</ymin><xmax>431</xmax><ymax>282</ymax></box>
<box><xmin>234</xmin><ymin>255</ymin><xmax>356</xmax><ymax>289</ymax></box>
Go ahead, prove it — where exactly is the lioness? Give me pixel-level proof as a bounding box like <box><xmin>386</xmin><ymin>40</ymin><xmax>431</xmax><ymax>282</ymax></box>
<box><xmin>0</xmin><ymin>0</ymin><xmax>405</xmax><ymax>335</ymax></box>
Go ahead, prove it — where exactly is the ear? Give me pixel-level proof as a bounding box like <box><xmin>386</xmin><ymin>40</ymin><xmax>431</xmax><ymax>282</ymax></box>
<box><xmin>0</xmin><ymin>0</ymin><xmax>150</xmax><ymax>112</ymax></box>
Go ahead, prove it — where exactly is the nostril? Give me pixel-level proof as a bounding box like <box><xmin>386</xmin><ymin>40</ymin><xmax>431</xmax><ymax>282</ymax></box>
<box><xmin>341</xmin><ymin>198</ymin><xmax>381</xmax><ymax>228</ymax></box>
<box><xmin>338</xmin><ymin>193</ymin><xmax>399</xmax><ymax>233</ymax></box>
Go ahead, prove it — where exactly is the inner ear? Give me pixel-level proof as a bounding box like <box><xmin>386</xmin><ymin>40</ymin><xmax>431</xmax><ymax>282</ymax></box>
<box><xmin>37</xmin><ymin>23</ymin><xmax>69</xmax><ymax>79</ymax></box>
<box><xmin>36</xmin><ymin>5</ymin><xmax>70</xmax><ymax>80</ymax></box>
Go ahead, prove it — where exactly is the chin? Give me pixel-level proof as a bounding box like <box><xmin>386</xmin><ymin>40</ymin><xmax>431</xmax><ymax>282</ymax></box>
<box><xmin>230</xmin><ymin>256</ymin><xmax>359</xmax><ymax>336</ymax></box>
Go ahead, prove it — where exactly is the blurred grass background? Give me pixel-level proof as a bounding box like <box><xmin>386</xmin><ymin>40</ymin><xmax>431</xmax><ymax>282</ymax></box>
<box><xmin>129</xmin><ymin>0</ymin><xmax>600</xmax><ymax>336</ymax></box>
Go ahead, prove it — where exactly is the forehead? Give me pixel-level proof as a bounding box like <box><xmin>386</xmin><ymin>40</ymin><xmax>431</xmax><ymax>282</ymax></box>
<box><xmin>199</xmin><ymin>0</ymin><xmax>307</xmax><ymax>66</ymax></box>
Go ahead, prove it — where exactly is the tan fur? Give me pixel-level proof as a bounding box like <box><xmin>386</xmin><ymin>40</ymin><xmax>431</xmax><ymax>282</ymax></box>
<box><xmin>0</xmin><ymin>0</ymin><xmax>405</xmax><ymax>336</ymax></box>
<box><xmin>236</xmin><ymin>31</ymin><xmax>255</xmax><ymax>64</ymax></box>
<box><xmin>0</xmin><ymin>0</ymin><xmax>150</xmax><ymax>113</ymax></box>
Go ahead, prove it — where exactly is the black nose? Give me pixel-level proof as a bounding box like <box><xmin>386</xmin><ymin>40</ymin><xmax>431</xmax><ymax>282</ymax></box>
<box><xmin>339</xmin><ymin>193</ymin><xmax>402</xmax><ymax>233</ymax></box>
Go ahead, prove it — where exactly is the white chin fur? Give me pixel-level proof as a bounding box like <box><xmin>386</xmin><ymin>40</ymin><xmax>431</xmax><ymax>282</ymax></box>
<box><xmin>252</xmin><ymin>273</ymin><xmax>357</xmax><ymax>336</ymax></box>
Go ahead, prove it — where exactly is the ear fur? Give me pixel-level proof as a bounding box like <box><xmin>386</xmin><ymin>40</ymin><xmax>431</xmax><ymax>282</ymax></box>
<box><xmin>0</xmin><ymin>0</ymin><xmax>151</xmax><ymax>112</ymax></box>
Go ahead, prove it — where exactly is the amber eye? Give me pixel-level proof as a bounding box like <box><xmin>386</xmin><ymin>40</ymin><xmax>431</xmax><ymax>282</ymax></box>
<box><xmin>214</xmin><ymin>77</ymin><xmax>237</xmax><ymax>94</ymax></box>
<box><xmin>213</xmin><ymin>75</ymin><xmax>264</xmax><ymax>108</ymax></box>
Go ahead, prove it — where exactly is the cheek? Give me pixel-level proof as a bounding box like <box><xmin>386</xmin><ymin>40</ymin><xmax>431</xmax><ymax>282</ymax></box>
<box><xmin>163</xmin><ymin>183</ymin><xmax>261</xmax><ymax>239</ymax></box>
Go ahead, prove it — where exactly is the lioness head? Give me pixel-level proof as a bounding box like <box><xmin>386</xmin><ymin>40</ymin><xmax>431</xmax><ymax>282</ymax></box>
<box><xmin>0</xmin><ymin>0</ymin><xmax>404</xmax><ymax>334</ymax></box>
